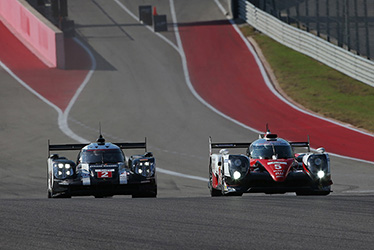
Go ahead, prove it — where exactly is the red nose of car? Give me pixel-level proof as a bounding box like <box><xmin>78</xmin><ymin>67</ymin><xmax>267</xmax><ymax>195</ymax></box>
<box><xmin>258</xmin><ymin>159</ymin><xmax>295</xmax><ymax>182</ymax></box>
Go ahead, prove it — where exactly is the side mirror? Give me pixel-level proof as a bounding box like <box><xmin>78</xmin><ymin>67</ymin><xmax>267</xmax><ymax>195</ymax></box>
<box><xmin>50</xmin><ymin>154</ymin><xmax>59</xmax><ymax>159</ymax></box>
<box><xmin>144</xmin><ymin>152</ymin><xmax>153</xmax><ymax>157</ymax></box>
<box><xmin>246</xmin><ymin>148</ymin><xmax>251</xmax><ymax>157</ymax></box>
<box><xmin>316</xmin><ymin>147</ymin><xmax>325</xmax><ymax>153</ymax></box>
<box><xmin>219</xmin><ymin>149</ymin><xmax>229</xmax><ymax>155</ymax></box>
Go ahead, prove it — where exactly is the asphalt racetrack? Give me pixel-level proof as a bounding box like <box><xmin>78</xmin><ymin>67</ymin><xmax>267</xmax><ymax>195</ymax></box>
<box><xmin>0</xmin><ymin>0</ymin><xmax>373</xmax><ymax>249</ymax></box>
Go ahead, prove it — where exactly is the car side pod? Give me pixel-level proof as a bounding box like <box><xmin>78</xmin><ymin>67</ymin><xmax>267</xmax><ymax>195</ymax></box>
<box><xmin>208</xmin><ymin>137</ymin><xmax>251</xmax><ymax>197</ymax></box>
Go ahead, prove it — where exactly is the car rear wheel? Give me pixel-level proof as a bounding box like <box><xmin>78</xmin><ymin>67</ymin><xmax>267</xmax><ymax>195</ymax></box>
<box><xmin>209</xmin><ymin>165</ymin><xmax>222</xmax><ymax>197</ymax></box>
<box><xmin>48</xmin><ymin>180</ymin><xmax>71</xmax><ymax>198</ymax></box>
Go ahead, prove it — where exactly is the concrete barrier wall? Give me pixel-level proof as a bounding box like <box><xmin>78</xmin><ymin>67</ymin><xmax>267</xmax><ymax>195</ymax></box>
<box><xmin>0</xmin><ymin>0</ymin><xmax>64</xmax><ymax>68</ymax></box>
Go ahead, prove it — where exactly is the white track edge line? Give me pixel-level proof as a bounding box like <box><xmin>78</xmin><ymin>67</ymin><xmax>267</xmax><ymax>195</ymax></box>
<box><xmin>169</xmin><ymin>0</ymin><xmax>263</xmax><ymax>135</ymax></box>
<box><xmin>0</xmin><ymin>61</ymin><xmax>61</xmax><ymax>114</ymax></box>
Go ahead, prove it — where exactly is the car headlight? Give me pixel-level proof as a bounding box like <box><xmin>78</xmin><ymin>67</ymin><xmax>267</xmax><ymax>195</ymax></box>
<box><xmin>317</xmin><ymin>170</ymin><xmax>325</xmax><ymax>179</ymax></box>
<box><xmin>229</xmin><ymin>156</ymin><xmax>249</xmax><ymax>180</ymax></box>
<box><xmin>307</xmin><ymin>155</ymin><xmax>328</xmax><ymax>178</ymax></box>
<box><xmin>53</xmin><ymin>162</ymin><xmax>74</xmax><ymax>179</ymax></box>
<box><xmin>233</xmin><ymin>171</ymin><xmax>241</xmax><ymax>180</ymax></box>
<box><xmin>134</xmin><ymin>161</ymin><xmax>154</xmax><ymax>177</ymax></box>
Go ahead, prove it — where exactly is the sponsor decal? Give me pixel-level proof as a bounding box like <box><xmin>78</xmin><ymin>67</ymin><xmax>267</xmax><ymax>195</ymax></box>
<box><xmin>82</xmin><ymin>177</ymin><xmax>90</xmax><ymax>185</ymax></box>
<box><xmin>274</xmin><ymin>170</ymin><xmax>284</xmax><ymax>178</ymax></box>
<box><xmin>96</xmin><ymin>169</ymin><xmax>115</xmax><ymax>178</ymax></box>
<box><xmin>119</xmin><ymin>171</ymin><xmax>128</xmax><ymax>184</ymax></box>
<box><xmin>267</xmin><ymin>162</ymin><xmax>288</xmax><ymax>165</ymax></box>
<box><xmin>91</xmin><ymin>164</ymin><xmax>117</xmax><ymax>168</ymax></box>
<box><xmin>267</xmin><ymin>162</ymin><xmax>287</xmax><ymax>177</ymax></box>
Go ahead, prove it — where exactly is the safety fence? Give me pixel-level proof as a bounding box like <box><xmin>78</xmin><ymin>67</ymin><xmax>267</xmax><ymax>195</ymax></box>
<box><xmin>245</xmin><ymin>0</ymin><xmax>373</xmax><ymax>60</ymax></box>
<box><xmin>238</xmin><ymin>0</ymin><xmax>374</xmax><ymax>88</ymax></box>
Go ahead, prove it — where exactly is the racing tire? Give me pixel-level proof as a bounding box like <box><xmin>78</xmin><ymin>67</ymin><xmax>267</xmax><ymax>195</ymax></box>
<box><xmin>210</xmin><ymin>185</ymin><xmax>222</xmax><ymax>197</ymax></box>
<box><xmin>209</xmin><ymin>164</ymin><xmax>222</xmax><ymax>197</ymax></box>
<box><xmin>47</xmin><ymin>171</ymin><xmax>54</xmax><ymax>198</ymax></box>
<box><xmin>132</xmin><ymin>187</ymin><xmax>157</xmax><ymax>198</ymax></box>
<box><xmin>48</xmin><ymin>181</ymin><xmax>71</xmax><ymax>198</ymax></box>
<box><xmin>132</xmin><ymin>192</ymin><xmax>157</xmax><ymax>198</ymax></box>
<box><xmin>49</xmin><ymin>192</ymin><xmax>71</xmax><ymax>198</ymax></box>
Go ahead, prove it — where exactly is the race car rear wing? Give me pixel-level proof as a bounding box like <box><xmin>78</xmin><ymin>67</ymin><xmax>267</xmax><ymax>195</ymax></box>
<box><xmin>209</xmin><ymin>137</ymin><xmax>311</xmax><ymax>154</ymax></box>
<box><xmin>114</xmin><ymin>142</ymin><xmax>147</xmax><ymax>151</ymax></box>
<box><xmin>48</xmin><ymin>139</ymin><xmax>148</xmax><ymax>155</ymax></box>
<box><xmin>209</xmin><ymin>137</ymin><xmax>251</xmax><ymax>155</ymax></box>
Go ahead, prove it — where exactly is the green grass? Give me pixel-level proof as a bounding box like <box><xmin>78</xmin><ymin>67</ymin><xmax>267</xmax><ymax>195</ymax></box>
<box><xmin>240</xmin><ymin>25</ymin><xmax>374</xmax><ymax>132</ymax></box>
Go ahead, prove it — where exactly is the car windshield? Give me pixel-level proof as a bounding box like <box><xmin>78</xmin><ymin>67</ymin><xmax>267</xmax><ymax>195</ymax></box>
<box><xmin>81</xmin><ymin>149</ymin><xmax>124</xmax><ymax>164</ymax></box>
<box><xmin>250</xmin><ymin>144</ymin><xmax>294</xmax><ymax>159</ymax></box>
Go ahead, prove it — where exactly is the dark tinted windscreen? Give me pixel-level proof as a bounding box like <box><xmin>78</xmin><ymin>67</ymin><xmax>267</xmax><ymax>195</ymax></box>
<box><xmin>250</xmin><ymin>145</ymin><xmax>294</xmax><ymax>159</ymax></box>
<box><xmin>81</xmin><ymin>149</ymin><xmax>124</xmax><ymax>164</ymax></box>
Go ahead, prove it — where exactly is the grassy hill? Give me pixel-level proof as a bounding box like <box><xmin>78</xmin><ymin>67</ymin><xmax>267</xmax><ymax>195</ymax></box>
<box><xmin>239</xmin><ymin>24</ymin><xmax>374</xmax><ymax>133</ymax></box>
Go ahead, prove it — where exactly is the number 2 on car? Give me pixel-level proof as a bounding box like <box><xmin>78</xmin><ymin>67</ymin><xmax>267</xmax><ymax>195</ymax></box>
<box><xmin>96</xmin><ymin>170</ymin><xmax>113</xmax><ymax>178</ymax></box>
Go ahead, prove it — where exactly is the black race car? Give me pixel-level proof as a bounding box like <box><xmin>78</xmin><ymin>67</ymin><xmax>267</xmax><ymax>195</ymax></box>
<box><xmin>47</xmin><ymin>135</ymin><xmax>157</xmax><ymax>198</ymax></box>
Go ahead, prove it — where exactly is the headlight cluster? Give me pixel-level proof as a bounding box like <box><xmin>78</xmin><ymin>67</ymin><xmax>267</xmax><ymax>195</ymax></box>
<box><xmin>307</xmin><ymin>155</ymin><xmax>328</xmax><ymax>179</ymax></box>
<box><xmin>53</xmin><ymin>162</ymin><xmax>74</xmax><ymax>179</ymax></box>
<box><xmin>229</xmin><ymin>156</ymin><xmax>249</xmax><ymax>180</ymax></box>
<box><xmin>134</xmin><ymin>161</ymin><xmax>155</xmax><ymax>178</ymax></box>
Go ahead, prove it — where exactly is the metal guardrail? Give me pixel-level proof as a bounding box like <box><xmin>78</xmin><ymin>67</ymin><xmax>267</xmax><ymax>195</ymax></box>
<box><xmin>238</xmin><ymin>0</ymin><xmax>374</xmax><ymax>88</ymax></box>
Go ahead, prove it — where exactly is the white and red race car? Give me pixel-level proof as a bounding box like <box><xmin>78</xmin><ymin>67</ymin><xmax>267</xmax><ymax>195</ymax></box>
<box><xmin>208</xmin><ymin>130</ymin><xmax>332</xmax><ymax>196</ymax></box>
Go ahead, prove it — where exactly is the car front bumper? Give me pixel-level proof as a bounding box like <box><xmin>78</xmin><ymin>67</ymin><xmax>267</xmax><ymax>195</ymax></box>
<box><xmin>51</xmin><ymin>177</ymin><xmax>157</xmax><ymax>197</ymax></box>
<box><xmin>226</xmin><ymin>171</ymin><xmax>331</xmax><ymax>194</ymax></box>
